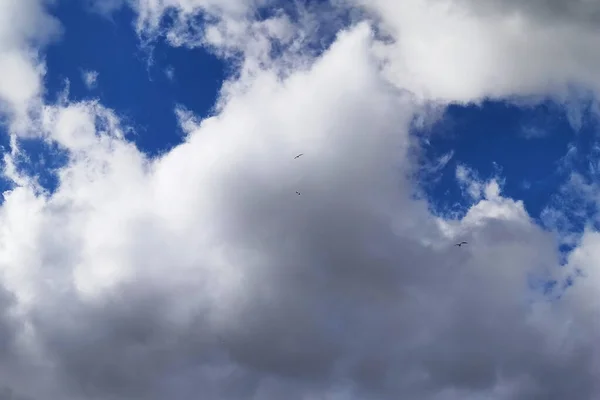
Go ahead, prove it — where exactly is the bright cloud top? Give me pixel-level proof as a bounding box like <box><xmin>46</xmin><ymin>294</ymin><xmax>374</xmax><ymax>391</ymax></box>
<box><xmin>0</xmin><ymin>1</ymin><xmax>598</xmax><ymax>400</ymax></box>
<box><xmin>357</xmin><ymin>0</ymin><xmax>600</xmax><ymax>105</ymax></box>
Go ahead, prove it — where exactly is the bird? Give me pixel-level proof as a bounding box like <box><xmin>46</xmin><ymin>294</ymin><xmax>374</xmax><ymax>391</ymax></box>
<box><xmin>296</xmin><ymin>191</ymin><xmax>301</xmax><ymax>195</ymax></box>
<box><xmin>455</xmin><ymin>241</ymin><xmax>468</xmax><ymax>247</ymax></box>
<box><xmin>294</xmin><ymin>153</ymin><xmax>304</xmax><ymax>159</ymax></box>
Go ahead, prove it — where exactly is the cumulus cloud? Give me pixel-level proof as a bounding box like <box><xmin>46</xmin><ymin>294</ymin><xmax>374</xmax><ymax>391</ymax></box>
<box><xmin>2</xmin><ymin>0</ymin><xmax>600</xmax><ymax>400</ymax></box>
<box><xmin>351</xmin><ymin>0</ymin><xmax>600</xmax><ymax>108</ymax></box>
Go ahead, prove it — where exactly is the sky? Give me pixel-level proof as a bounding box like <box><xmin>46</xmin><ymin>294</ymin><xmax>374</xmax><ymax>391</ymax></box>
<box><xmin>3</xmin><ymin>0</ymin><xmax>600</xmax><ymax>399</ymax></box>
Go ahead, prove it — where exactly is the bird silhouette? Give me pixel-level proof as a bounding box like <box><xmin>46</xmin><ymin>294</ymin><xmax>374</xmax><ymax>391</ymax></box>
<box><xmin>294</xmin><ymin>153</ymin><xmax>304</xmax><ymax>159</ymax></box>
<box><xmin>455</xmin><ymin>241</ymin><xmax>468</xmax><ymax>247</ymax></box>
<box><xmin>296</xmin><ymin>191</ymin><xmax>301</xmax><ymax>195</ymax></box>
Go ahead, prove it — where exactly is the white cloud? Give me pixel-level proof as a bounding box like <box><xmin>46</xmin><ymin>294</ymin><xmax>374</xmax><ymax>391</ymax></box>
<box><xmin>1</xmin><ymin>1</ymin><xmax>600</xmax><ymax>399</ymax></box>
<box><xmin>134</xmin><ymin>0</ymin><xmax>267</xmax><ymax>32</ymax></box>
<box><xmin>420</xmin><ymin>150</ymin><xmax>454</xmax><ymax>183</ymax></box>
<box><xmin>80</xmin><ymin>70</ymin><xmax>98</xmax><ymax>90</ymax></box>
<box><xmin>350</xmin><ymin>0</ymin><xmax>600</xmax><ymax>107</ymax></box>
<box><xmin>0</xmin><ymin>0</ymin><xmax>61</xmax><ymax>133</ymax></box>
<box><xmin>129</xmin><ymin>0</ymin><xmax>329</xmax><ymax>92</ymax></box>
<box><xmin>456</xmin><ymin>164</ymin><xmax>485</xmax><ymax>201</ymax></box>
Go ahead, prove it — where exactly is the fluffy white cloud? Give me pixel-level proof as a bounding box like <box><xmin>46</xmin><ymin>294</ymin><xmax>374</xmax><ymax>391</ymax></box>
<box><xmin>2</xmin><ymin>0</ymin><xmax>600</xmax><ymax>400</ymax></box>
<box><xmin>351</xmin><ymin>0</ymin><xmax>600</xmax><ymax>106</ymax></box>
<box><xmin>0</xmin><ymin>0</ymin><xmax>61</xmax><ymax>133</ymax></box>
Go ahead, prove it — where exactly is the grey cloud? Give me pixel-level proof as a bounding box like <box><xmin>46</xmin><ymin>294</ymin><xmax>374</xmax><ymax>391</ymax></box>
<box><xmin>2</xmin><ymin>2</ymin><xmax>600</xmax><ymax>400</ymax></box>
<box><xmin>459</xmin><ymin>0</ymin><xmax>600</xmax><ymax>26</ymax></box>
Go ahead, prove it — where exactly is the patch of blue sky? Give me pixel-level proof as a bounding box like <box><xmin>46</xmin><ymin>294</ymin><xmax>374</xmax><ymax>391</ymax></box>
<box><xmin>44</xmin><ymin>1</ymin><xmax>225</xmax><ymax>155</ymax></box>
<box><xmin>416</xmin><ymin>100</ymin><xmax>595</xmax><ymax>221</ymax></box>
<box><xmin>0</xmin><ymin>130</ymin><xmax>65</xmax><ymax>203</ymax></box>
<box><xmin>0</xmin><ymin>126</ymin><xmax>15</xmax><ymax>199</ymax></box>
<box><xmin>13</xmin><ymin>138</ymin><xmax>68</xmax><ymax>194</ymax></box>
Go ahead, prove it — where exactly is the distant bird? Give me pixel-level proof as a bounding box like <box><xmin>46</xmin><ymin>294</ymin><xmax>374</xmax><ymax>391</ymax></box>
<box><xmin>294</xmin><ymin>153</ymin><xmax>304</xmax><ymax>159</ymax></box>
<box><xmin>455</xmin><ymin>241</ymin><xmax>468</xmax><ymax>247</ymax></box>
<box><xmin>296</xmin><ymin>191</ymin><xmax>301</xmax><ymax>195</ymax></box>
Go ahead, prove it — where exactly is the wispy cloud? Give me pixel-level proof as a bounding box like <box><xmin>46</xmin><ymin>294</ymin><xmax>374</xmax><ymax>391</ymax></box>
<box><xmin>164</xmin><ymin>65</ymin><xmax>174</xmax><ymax>81</ymax></box>
<box><xmin>520</xmin><ymin>124</ymin><xmax>548</xmax><ymax>139</ymax></box>
<box><xmin>81</xmin><ymin>70</ymin><xmax>99</xmax><ymax>90</ymax></box>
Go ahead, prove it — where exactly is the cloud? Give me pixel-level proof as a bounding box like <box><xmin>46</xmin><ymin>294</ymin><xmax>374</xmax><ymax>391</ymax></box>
<box><xmin>422</xmin><ymin>150</ymin><xmax>454</xmax><ymax>175</ymax></box>
<box><xmin>349</xmin><ymin>0</ymin><xmax>600</xmax><ymax>108</ymax></box>
<box><xmin>1</xmin><ymin>1</ymin><xmax>600</xmax><ymax>399</ymax></box>
<box><xmin>84</xmin><ymin>0</ymin><xmax>126</xmax><ymax>16</ymax></box>
<box><xmin>456</xmin><ymin>164</ymin><xmax>486</xmax><ymax>201</ymax></box>
<box><xmin>133</xmin><ymin>0</ymin><xmax>267</xmax><ymax>31</ymax></box>
<box><xmin>520</xmin><ymin>125</ymin><xmax>547</xmax><ymax>139</ymax></box>
<box><xmin>0</xmin><ymin>0</ymin><xmax>61</xmax><ymax>133</ymax></box>
<box><xmin>127</xmin><ymin>0</ymin><xmax>340</xmax><ymax>91</ymax></box>
<box><xmin>80</xmin><ymin>70</ymin><xmax>98</xmax><ymax>90</ymax></box>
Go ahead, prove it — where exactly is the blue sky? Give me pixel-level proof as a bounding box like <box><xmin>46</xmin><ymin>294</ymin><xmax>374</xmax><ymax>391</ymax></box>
<box><xmin>419</xmin><ymin>101</ymin><xmax>588</xmax><ymax>216</ymax></box>
<box><xmin>44</xmin><ymin>1</ymin><xmax>225</xmax><ymax>154</ymax></box>
<box><xmin>2</xmin><ymin>1</ymin><xmax>600</xmax><ymax>399</ymax></box>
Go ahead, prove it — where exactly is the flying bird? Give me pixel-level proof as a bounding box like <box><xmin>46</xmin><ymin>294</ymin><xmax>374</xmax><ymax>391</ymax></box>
<box><xmin>455</xmin><ymin>241</ymin><xmax>468</xmax><ymax>247</ymax></box>
<box><xmin>294</xmin><ymin>153</ymin><xmax>304</xmax><ymax>159</ymax></box>
<box><xmin>296</xmin><ymin>191</ymin><xmax>301</xmax><ymax>195</ymax></box>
